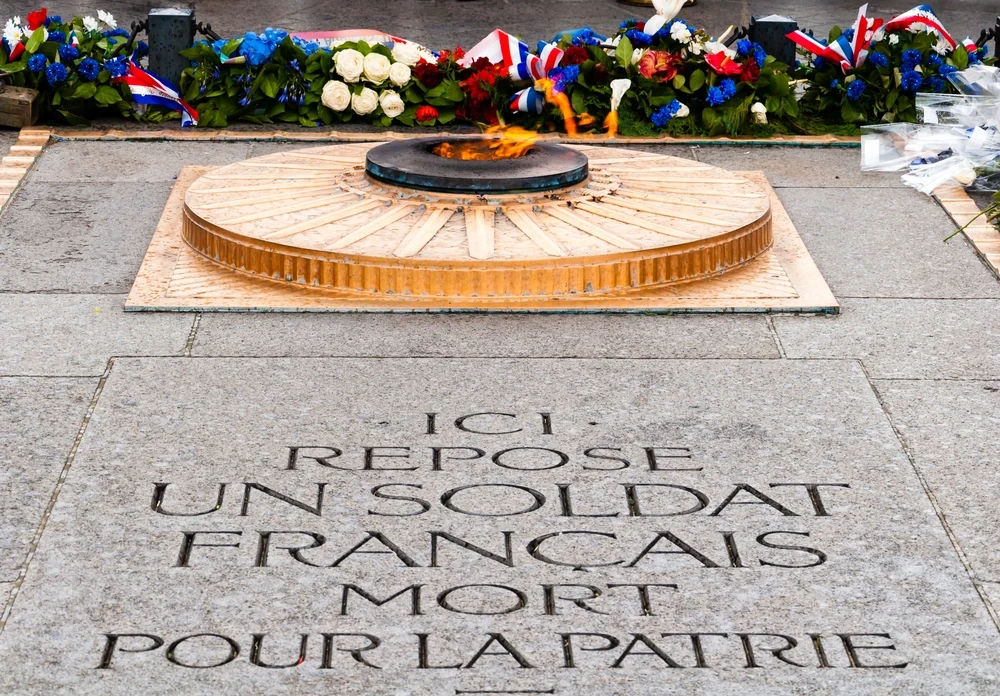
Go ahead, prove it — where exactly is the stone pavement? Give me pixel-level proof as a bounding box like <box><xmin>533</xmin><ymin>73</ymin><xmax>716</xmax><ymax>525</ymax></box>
<box><xmin>1</xmin><ymin>136</ymin><xmax>999</xmax><ymax>693</ymax></box>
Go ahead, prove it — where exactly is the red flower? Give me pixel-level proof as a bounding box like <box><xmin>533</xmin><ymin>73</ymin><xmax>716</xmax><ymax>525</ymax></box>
<box><xmin>437</xmin><ymin>46</ymin><xmax>465</xmax><ymax>65</ymax></box>
<box><xmin>562</xmin><ymin>45</ymin><xmax>591</xmax><ymax>66</ymax></box>
<box><xmin>415</xmin><ymin>105</ymin><xmax>439</xmax><ymax>122</ymax></box>
<box><xmin>637</xmin><ymin>51</ymin><xmax>684</xmax><ymax>83</ymax></box>
<box><xmin>414</xmin><ymin>59</ymin><xmax>444</xmax><ymax>88</ymax></box>
<box><xmin>26</xmin><ymin>7</ymin><xmax>47</xmax><ymax>30</ymax></box>
<box><xmin>705</xmin><ymin>51</ymin><xmax>744</xmax><ymax>76</ymax></box>
<box><xmin>740</xmin><ymin>58</ymin><xmax>761</xmax><ymax>83</ymax></box>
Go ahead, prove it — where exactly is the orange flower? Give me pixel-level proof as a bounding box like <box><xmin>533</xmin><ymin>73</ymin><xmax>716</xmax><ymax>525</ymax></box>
<box><xmin>637</xmin><ymin>51</ymin><xmax>683</xmax><ymax>83</ymax></box>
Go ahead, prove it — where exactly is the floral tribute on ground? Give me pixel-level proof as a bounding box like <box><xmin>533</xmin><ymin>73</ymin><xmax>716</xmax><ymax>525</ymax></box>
<box><xmin>0</xmin><ymin>3</ymin><xmax>995</xmax><ymax>135</ymax></box>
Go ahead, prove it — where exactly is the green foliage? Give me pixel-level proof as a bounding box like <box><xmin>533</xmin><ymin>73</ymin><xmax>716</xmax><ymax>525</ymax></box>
<box><xmin>5</xmin><ymin>9</ymin><xmax>995</xmax><ymax>136</ymax></box>
<box><xmin>1</xmin><ymin>14</ymin><xmax>147</xmax><ymax>124</ymax></box>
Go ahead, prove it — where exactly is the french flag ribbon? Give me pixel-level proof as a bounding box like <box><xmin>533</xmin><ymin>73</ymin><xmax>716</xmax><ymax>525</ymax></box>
<box><xmin>507</xmin><ymin>44</ymin><xmax>566</xmax><ymax>113</ymax></box>
<box><xmin>113</xmin><ymin>61</ymin><xmax>199</xmax><ymax>127</ymax></box>
<box><xmin>509</xmin><ymin>87</ymin><xmax>544</xmax><ymax>115</ymax></box>
<box><xmin>4</xmin><ymin>38</ymin><xmax>25</xmax><ymax>61</ymax></box>
<box><xmin>291</xmin><ymin>29</ymin><xmax>406</xmax><ymax>50</ymax></box>
<box><xmin>462</xmin><ymin>29</ymin><xmax>567</xmax><ymax>113</ymax></box>
<box><xmin>963</xmin><ymin>36</ymin><xmax>978</xmax><ymax>53</ymax></box>
<box><xmin>459</xmin><ymin>29</ymin><xmax>529</xmax><ymax>72</ymax></box>
<box><xmin>510</xmin><ymin>42</ymin><xmax>564</xmax><ymax>81</ymax></box>
<box><xmin>882</xmin><ymin>4</ymin><xmax>956</xmax><ymax>49</ymax></box>
<box><xmin>787</xmin><ymin>3</ymin><xmax>882</xmax><ymax>73</ymax></box>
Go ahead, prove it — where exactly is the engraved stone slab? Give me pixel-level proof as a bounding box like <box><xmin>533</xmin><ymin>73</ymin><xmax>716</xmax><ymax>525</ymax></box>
<box><xmin>1</xmin><ymin>358</ymin><xmax>998</xmax><ymax>694</ymax></box>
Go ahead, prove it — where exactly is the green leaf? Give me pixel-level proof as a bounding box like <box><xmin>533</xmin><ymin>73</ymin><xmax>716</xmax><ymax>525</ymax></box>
<box><xmin>570</xmin><ymin>88</ymin><xmax>587</xmax><ymax>115</ymax></box>
<box><xmin>840</xmin><ymin>100</ymin><xmax>864</xmax><ymax>124</ymax></box>
<box><xmin>95</xmin><ymin>85</ymin><xmax>122</xmax><ymax>105</ymax></box>
<box><xmin>24</xmin><ymin>27</ymin><xmax>46</xmax><ymax>54</ymax></box>
<box><xmin>260</xmin><ymin>72</ymin><xmax>280</xmax><ymax>99</ymax></box>
<box><xmin>437</xmin><ymin>109</ymin><xmax>456</xmax><ymax>124</ymax></box>
<box><xmin>672</xmin><ymin>74</ymin><xmax>686</xmax><ymax>90</ymax></box>
<box><xmin>688</xmin><ymin>69</ymin><xmax>705</xmax><ymax>92</ymax></box>
<box><xmin>444</xmin><ymin>80</ymin><xmax>464</xmax><ymax>102</ymax></box>
<box><xmin>56</xmin><ymin>108</ymin><xmax>89</xmax><ymax>126</ymax></box>
<box><xmin>886</xmin><ymin>89</ymin><xmax>898</xmax><ymax>109</ymax></box>
<box><xmin>0</xmin><ymin>61</ymin><xmax>26</xmax><ymax>74</ymax></box>
<box><xmin>70</xmin><ymin>82</ymin><xmax>97</xmax><ymax>100</ymax></box>
<box><xmin>615</xmin><ymin>36</ymin><xmax>633</xmax><ymax>69</ymax></box>
<box><xmin>952</xmin><ymin>45</ymin><xmax>969</xmax><ymax>71</ymax></box>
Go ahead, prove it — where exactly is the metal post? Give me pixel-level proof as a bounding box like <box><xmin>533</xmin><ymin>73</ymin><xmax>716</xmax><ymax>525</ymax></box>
<box><xmin>147</xmin><ymin>8</ymin><xmax>195</xmax><ymax>87</ymax></box>
<box><xmin>995</xmin><ymin>16</ymin><xmax>999</xmax><ymax>60</ymax></box>
<box><xmin>748</xmin><ymin>15</ymin><xmax>798</xmax><ymax>67</ymax></box>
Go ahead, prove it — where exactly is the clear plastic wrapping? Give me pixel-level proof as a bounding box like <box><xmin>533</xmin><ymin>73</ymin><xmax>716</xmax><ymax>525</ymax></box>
<box><xmin>861</xmin><ymin>65</ymin><xmax>1000</xmax><ymax>193</ymax></box>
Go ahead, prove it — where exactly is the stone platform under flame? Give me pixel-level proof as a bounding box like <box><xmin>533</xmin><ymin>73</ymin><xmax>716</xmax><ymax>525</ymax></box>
<box><xmin>126</xmin><ymin>142</ymin><xmax>837</xmax><ymax>313</ymax></box>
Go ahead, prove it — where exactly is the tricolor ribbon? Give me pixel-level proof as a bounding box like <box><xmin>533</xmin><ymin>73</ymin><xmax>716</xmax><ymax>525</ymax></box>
<box><xmin>462</xmin><ymin>29</ymin><xmax>567</xmax><ymax>113</ymax></box>
<box><xmin>509</xmin><ymin>87</ymin><xmax>544</xmax><ymax>114</ymax></box>
<box><xmin>787</xmin><ymin>4</ymin><xmax>882</xmax><ymax>73</ymax></box>
<box><xmin>882</xmin><ymin>4</ymin><xmax>956</xmax><ymax>49</ymax></box>
<box><xmin>113</xmin><ymin>60</ymin><xmax>199</xmax><ymax>127</ymax></box>
<box><xmin>6</xmin><ymin>40</ymin><xmax>25</xmax><ymax>61</ymax></box>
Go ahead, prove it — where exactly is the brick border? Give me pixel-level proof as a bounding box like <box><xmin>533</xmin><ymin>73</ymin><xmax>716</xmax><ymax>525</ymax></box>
<box><xmin>935</xmin><ymin>184</ymin><xmax>1000</xmax><ymax>281</ymax></box>
<box><xmin>0</xmin><ymin>127</ymin><xmax>51</xmax><ymax>211</ymax></box>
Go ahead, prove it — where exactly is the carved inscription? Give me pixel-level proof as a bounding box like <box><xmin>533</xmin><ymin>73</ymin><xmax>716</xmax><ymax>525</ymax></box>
<box><xmin>101</xmin><ymin>411</ymin><xmax>906</xmax><ymax>675</ymax></box>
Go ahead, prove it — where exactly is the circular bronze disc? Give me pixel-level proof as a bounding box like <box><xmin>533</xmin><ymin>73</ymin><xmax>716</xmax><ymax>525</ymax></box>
<box><xmin>181</xmin><ymin>143</ymin><xmax>772</xmax><ymax>298</ymax></box>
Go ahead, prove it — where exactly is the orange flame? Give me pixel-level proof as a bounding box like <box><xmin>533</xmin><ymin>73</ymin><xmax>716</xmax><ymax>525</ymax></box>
<box><xmin>604</xmin><ymin>111</ymin><xmax>619</xmax><ymax>139</ymax></box>
<box><xmin>433</xmin><ymin>125</ymin><xmax>539</xmax><ymax>161</ymax></box>
<box><xmin>535</xmin><ymin>78</ymin><xmax>578</xmax><ymax>138</ymax></box>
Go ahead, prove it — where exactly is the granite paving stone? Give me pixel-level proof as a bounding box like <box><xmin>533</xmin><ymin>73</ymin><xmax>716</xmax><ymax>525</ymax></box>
<box><xmin>693</xmin><ymin>147</ymin><xmax>905</xmax><ymax>189</ymax></box>
<box><xmin>192</xmin><ymin>313</ymin><xmax>779</xmax><ymax>359</ymax></box>
<box><xmin>876</xmin><ymin>379</ymin><xmax>1000</xmax><ymax>579</ymax></box>
<box><xmin>775</xmin><ymin>298</ymin><xmax>1000</xmax><ymax>379</ymax></box>
<box><xmin>0</xmin><ymin>131</ymin><xmax>17</xmax><ymax>157</ymax></box>
<box><xmin>30</xmin><ymin>142</ymin><xmax>252</xmax><ymax>183</ymax></box>
<box><xmin>775</xmin><ymin>188</ymin><xmax>1000</xmax><ymax>299</ymax></box>
<box><xmin>0</xmin><ymin>358</ymin><xmax>997</xmax><ymax>694</ymax></box>
<box><xmin>0</xmin><ymin>181</ymin><xmax>171</xmax><ymax>293</ymax></box>
<box><xmin>0</xmin><ymin>377</ymin><xmax>95</xmax><ymax>581</ymax></box>
<box><xmin>0</xmin><ymin>294</ymin><xmax>193</xmax><ymax>376</ymax></box>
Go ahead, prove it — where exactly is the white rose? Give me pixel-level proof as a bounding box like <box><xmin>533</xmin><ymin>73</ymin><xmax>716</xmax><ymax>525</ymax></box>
<box><xmin>391</xmin><ymin>41</ymin><xmax>421</xmax><ymax>66</ymax></box>
<box><xmin>321</xmin><ymin>80</ymin><xmax>351</xmax><ymax>111</ymax></box>
<box><xmin>675</xmin><ymin>102</ymin><xmax>690</xmax><ymax>118</ymax></box>
<box><xmin>670</xmin><ymin>22</ymin><xmax>692</xmax><ymax>43</ymax></box>
<box><xmin>888</xmin><ymin>34</ymin><xmax>899</xmax><ymax>45</ymax></box>
<box><xmin>363</xmin><ymin>52</ymin><xmax>392</xmax><ymax>83</ymax></box>
<box><xmin>83</xmin><ymin>15</ymin><xmax>99</xmax><ymax>32</ymax></box>
<box><xmin>351</xmin><ymin>87</ymin><xmax>379</xmax><ymax>115</ymax></box>
<box><xmin>378</xmin><ymin>89</ymin><xmax>405</xmax><ymax>118</ymax></box>
<box><xmin>388</xmin><ymin>62</ymin><xmax>411</xmax><ymax>87</ymax></box>
<box><xmin>97</xmin><ymin>10</ymin><xmax>116</xmax><ymax>29</ymax></box>
<box><xmin>751</xmin><ymin>101</ymin><xmax>768</xmax><ymax>124</ymax></box>
<box><xmin>334</xmin><ymin>48</ymin><xmax>364</xmax><ymax>82</ymax></box>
